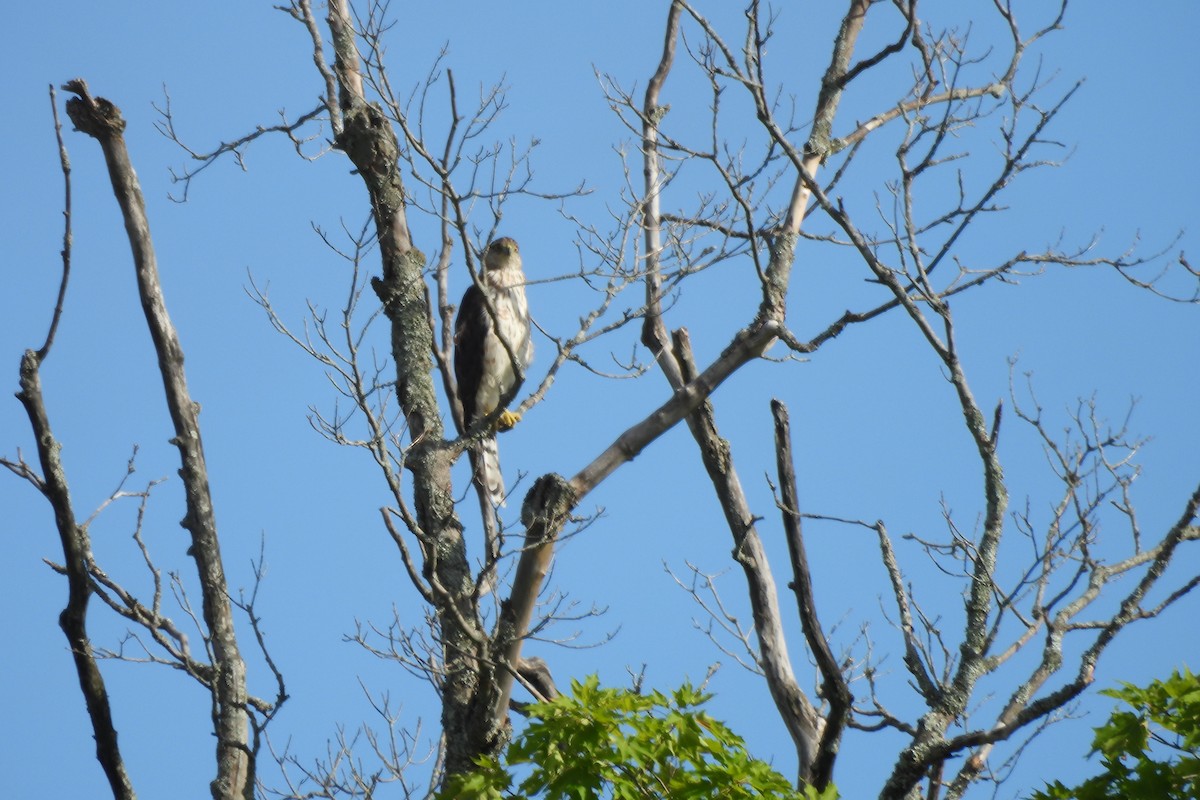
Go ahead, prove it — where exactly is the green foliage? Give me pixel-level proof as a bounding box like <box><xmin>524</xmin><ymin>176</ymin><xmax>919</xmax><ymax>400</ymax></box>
<box><xmin>441</xmin><ymin>676</ymin><xmax>837</xmax><ymax>800</ymax></box>
<box><xmin>1031</xmin><ymin>668</ymin><xmax>1200</xmax><ymax>800</ymax></box>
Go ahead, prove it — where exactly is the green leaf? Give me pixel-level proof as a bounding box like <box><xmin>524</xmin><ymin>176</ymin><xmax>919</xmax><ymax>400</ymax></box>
<box><xmin>1032</xmin><ymin>669</ymin><xmax>1200</xmax><ymax>800</ymax></box>
<box><xmin>439</xmin><ymin>675</ymin><xmax>817</xmax><ymax>800</ymax></box>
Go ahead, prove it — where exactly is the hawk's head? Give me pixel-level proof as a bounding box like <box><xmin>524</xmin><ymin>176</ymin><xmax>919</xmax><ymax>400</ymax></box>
<box><xmin>484</xmin><ymin>237</ymin><xmax>521</xmax><ymax>273</ymax></box>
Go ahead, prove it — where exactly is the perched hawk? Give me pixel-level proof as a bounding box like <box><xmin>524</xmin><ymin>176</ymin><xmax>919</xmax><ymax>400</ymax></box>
<box><xmin>454</xmin><ymin>237</ymin><xmax>534</xmax><ymax>507</ymax></box>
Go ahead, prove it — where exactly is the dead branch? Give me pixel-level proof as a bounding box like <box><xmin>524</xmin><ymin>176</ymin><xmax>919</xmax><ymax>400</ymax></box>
<box><xmin>63</xmin><ymin>78</ymin><xmax>254</xmax><ymax>800</ymax></box>
<box><xmin>771</xmin><ymin>399</ymin><xmax>852</xmax><ymax>791</ymax></box>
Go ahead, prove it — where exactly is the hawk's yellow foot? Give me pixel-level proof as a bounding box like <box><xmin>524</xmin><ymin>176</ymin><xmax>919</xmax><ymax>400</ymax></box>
<box><xmin>496</xmin><ymin>409</ymin><xmax>522</xmax><ymax>432</ymax></box>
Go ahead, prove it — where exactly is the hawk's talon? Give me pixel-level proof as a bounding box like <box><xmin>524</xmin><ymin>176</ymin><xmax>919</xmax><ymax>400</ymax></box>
<box><xmin>496</xmin><ymin>409</ymin><xmax>522</xmax><ymax>432</ymax></box>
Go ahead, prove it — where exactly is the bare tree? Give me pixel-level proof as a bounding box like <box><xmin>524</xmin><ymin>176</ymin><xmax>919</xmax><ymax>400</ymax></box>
<box><xmin>7</xmin><ymin>2</ymin><xmax>1198</xmax><ymax>799</ymax></box>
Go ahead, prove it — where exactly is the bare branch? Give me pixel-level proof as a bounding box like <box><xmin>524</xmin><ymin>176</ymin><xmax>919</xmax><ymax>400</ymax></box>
<box><xmin>154</xmin><ymin>88</ymin><xmax>325</xmax><ymax>201</ymax></box>
<box><xmin>571</xmin><ymin>320</ymin><xmax>780</xmax><ymax>496</ymax></box>
<box><xmin>282</xmin><ymin>0</ymin><xmax>342</xmax><ymax>135</ymax></box>
<box><xmin>8</xmin><ymin>86</ymin><xmax>135</xmax><ymax>800</ymax></box>
<box><xmin>669</xmin><ymin>561</ymin><xmax>764</xmax><ymax>675</ymax></box>
<box><xmin>639</xmin><ymin>0</ymin><xmax>687</xmax><ymax>379</ymax></box>
<box><xmin>38</xmin><ymin>84</ymin><xmax>74</xmax><ymax>361</ymax></box>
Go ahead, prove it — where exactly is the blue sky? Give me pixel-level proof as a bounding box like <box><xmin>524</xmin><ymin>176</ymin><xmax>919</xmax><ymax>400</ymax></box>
<box><xmin>4</xmin><ymin>2</ymin><xmax>1198</xmax><ymax>798</ymax></box>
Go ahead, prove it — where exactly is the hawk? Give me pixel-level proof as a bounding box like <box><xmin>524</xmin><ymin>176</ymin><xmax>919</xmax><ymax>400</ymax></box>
<box><xmin>454</xmin><ymin>237</ymin><xmax>534</xmax><ymax>507</ymax></box>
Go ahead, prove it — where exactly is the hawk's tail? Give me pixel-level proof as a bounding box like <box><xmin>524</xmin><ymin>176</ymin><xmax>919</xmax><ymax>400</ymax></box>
<box><xmin>478</xmin><ymin>435</ymin><xmax>507</xmax><ymax>508</ymax></box>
